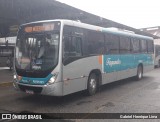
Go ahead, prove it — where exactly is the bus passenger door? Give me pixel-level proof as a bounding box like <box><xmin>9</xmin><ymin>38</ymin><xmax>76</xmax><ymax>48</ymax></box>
<box><xmin>62</xmin><ymin>35</ymin><xmax>86</xmax><ymax>95</ymax></box>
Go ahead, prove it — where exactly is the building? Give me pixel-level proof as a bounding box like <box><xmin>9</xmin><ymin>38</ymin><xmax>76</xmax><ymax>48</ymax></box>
<box><xmin>0</xmin><ymin>0</ymin><xmax>158</xmax><ymax>39</ymax></box>
<box><xmin>140</xmin><ymin>26</ymin><xmax>160</xmax><ymax>37</ymax></box>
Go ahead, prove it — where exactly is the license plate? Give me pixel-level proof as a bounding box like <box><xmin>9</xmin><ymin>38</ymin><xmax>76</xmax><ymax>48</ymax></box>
<box><xmin>26</xmin><ymin>90</ymin><xmax>34</xmax><ymax>94</ymax></box>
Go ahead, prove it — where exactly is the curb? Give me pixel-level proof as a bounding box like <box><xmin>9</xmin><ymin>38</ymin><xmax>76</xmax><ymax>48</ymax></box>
<box><xmin>0</xmin><ymin>81</ymin><xmax>12</xmax><ymax>87</ymax></box>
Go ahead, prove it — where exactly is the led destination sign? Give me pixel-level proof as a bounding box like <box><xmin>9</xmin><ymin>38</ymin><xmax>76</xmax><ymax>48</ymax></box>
<box><xmin>24</xmin><ymin>24</ymin><xmax>54</xmax><ymax>33</ymax></box>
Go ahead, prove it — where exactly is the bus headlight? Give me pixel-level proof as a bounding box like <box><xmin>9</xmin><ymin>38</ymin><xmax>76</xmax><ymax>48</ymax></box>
<box><xmin>48</xmin><ymin>73</ymin><xmax>58</xmax><ymax>84</ymax></box>
<box><xmin>13</xmin><ymin>74</ymin><xmax>17</xmax><ymax>80</ymax></box>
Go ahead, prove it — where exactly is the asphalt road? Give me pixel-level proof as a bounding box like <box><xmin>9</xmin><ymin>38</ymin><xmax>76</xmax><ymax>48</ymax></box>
<box><xmin>1</xmin><ymin>68</ymin><xmax>160</xmax><ymax>122</ymax></box>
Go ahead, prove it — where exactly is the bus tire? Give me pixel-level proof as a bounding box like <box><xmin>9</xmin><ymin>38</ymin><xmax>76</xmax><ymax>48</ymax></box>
<box><xmin>136</xmin><ymin>65</ymin><xmax>143</xmax><ymax>80</ymax></box>
<box><xmin>87</xmin><ymin>73</ymin><xmax>98</xmax><ymax>96</ymax></box>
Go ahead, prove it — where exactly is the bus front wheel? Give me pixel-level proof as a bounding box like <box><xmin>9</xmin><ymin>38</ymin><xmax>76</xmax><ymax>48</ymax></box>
<box><xmin>87</xmin><ymin>73</ymin><xmax>98</xmax><ymax>96</ymax></box>
<box><xmin>136</xmin><ymin>65</ymin><xmax>143</xmax><ymax>80</ymax></box>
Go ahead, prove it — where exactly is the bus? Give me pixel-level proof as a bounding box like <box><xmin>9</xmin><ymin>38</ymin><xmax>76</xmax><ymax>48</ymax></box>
<box><xmin>154</xmin><ymin>44</ymin><xmax>160</xmax><ymax>67</ymax></box>
<box><xmin>13</xmin><ymin>20</ymin><xmax>154</xmax><ymax>96</ymax></box>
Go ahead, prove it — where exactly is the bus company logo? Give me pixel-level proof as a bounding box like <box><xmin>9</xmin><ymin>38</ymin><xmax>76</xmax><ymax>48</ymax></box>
<box><xmin>106</xmin><ymin>58</ymin><xmax>121</xmax><ymax>67</ymax></box>
<box><xmin>21</xmin><ymin>79</ymin><xmax>29</xmax><ymax>83</ymax></box>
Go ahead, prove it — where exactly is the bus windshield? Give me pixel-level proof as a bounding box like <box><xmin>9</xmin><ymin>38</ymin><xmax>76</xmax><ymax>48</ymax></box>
<box><xmin>15</xmin><ymin>32</ymin><xmax>59</xmax><ymax>77</ymax></box>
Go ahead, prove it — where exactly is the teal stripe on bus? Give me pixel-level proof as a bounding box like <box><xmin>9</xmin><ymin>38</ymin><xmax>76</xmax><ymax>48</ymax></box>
<box><xmin>103</xmin><ymin>54</ymin><xmax>153</xmax><ymax>73</ymax></box>
<box><xmin>19</xmin><ymin>74</ymin><xmax>53</xmax><ymax>85</ymax></box>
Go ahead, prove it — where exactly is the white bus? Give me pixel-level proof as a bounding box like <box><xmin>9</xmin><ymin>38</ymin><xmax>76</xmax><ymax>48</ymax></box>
<box><xmin>154</xmin><ymin>44</ymin><xmax>160</xmax><ymax>67</ymax></box>
<box><xmin>13</xmin><ymin>20</ymin><xmax>154</xmax><ymax>96</ymax></box>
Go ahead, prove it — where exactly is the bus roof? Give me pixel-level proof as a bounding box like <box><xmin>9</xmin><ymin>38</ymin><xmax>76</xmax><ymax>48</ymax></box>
<box><xmin>21</xmin><ymin>19</ymin><xmax>153</xmax><ymax>41</ymax></box>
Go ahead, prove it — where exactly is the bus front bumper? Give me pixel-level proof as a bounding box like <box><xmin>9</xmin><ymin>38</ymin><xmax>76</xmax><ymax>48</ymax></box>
<box><xmin>13</xmin><ymin>80</ymin><xmax>63</xmax><ymax>96</ymax></box>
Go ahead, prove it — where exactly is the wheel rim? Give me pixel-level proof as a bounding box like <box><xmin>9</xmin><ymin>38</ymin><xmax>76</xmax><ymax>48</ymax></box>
<box><xmin>87</xmin><ymin>73</ymin><xmax>98</xmax><ymax>95</ymax></box>
<box><xmin>138</xmin><ymin>67</ymin><xmax>142</xmax><ymax>79</ymax></box>
<box><xmin>90</xmin><ymin>78</ymin><xmax>96</xmax><ymax>90</ymax></box>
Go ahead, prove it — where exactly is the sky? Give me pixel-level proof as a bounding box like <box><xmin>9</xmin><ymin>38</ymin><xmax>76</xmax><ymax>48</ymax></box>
<box><xmin>56</xmin><ymin>0</ymin><xmax>160</xmax><ymax>29</ymax></box>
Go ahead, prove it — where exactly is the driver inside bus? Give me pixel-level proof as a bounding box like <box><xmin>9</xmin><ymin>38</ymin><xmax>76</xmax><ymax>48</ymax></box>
<box><xmin>38</xmin><ymin>35</ymin><xmax>52</xmax><ymax>59</ymax></box>
<box><xmin>38</xmin><ymin>41</ymin><xmax>45</xmax><ymax>58</ymax></box>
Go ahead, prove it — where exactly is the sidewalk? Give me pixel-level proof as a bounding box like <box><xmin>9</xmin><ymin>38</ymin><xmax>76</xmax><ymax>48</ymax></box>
<box><xmin>0</xmin><ymin>67</ymin><xmax>13</xmax><ymax>87</ymax></box>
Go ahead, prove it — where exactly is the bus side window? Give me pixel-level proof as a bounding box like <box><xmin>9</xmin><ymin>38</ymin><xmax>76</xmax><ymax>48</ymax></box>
<box><xmin>131</xmin><ymin>38</ymin><xmax>140</xmax><ymax>53</ymax></box>
<box><xmin>119</xmin><ymin>36</ymin><xmax>130</xmax><ymax>54</ymax></box>
<box><xmin>105</xmin><ymin>34</ymin><xmax>119</xmax><ymax>54</ymax></box>
<box><xmin>63</xmin><ymin>36</ymin><xmax>71</xmax><ymax>58</ymax></box>
<box><xmin>140</xmin><ymin>39</ymin><xmax>147</xmax><ymax>53</ymax></box>
<box><xmin>86</xmin><ymin>31</ymin><xmax>104</xmax><ymax>55</ymax></box>
<box><xmin>63</xmin><ymin>36</ymin><xmax>82</xmax><ymax>58</ymax></box>
<box><xmin>73</xmin><ymin>37</ymin><xmax>82</xmax><ymax>56</ymax></box>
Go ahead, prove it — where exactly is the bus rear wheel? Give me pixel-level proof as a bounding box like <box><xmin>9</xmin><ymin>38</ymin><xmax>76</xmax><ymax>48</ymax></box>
<box><xmin>87</xmin><ymin>73</ymin><xmax>98</xmax><ymax>96</ymax></box>
<box><xmin>136</xmin><ymin>65</ymin><xmax>143</xmax><ymax>80</ymax></box>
